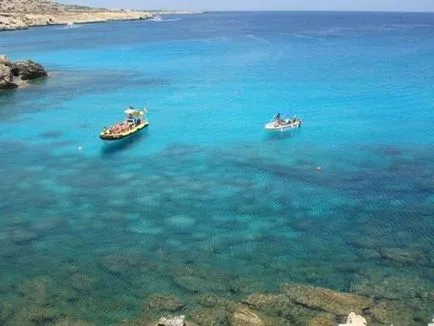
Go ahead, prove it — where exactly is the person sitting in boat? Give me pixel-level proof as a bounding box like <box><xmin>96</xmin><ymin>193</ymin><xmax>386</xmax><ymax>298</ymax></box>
<box><xmin>274</xmin><ymin>113</ymin><xmax>282</xmax><ymax>127</ymax></box>
<box><xmin>120</xmin><ymin>123</ymin><xmax>128</xmax><ymax>132</ymax></box>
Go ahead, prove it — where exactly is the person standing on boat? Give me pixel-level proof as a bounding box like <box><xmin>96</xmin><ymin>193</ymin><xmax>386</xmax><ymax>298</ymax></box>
<box><xmin>276</xmin><ymin>112</ymin><xmax>285</xmax><ymax>126</ymax></box>
<box><xmin>275</xmin><ymin>113</ymin><xmax>283</xmax><ymax>126</ymax></box>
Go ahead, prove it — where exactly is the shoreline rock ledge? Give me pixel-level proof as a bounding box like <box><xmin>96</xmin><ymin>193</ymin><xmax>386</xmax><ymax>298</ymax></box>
<box><xmin>0</xmin><ymin>55</ymin><xmax>47</xmax><ymax>90</ymax></box>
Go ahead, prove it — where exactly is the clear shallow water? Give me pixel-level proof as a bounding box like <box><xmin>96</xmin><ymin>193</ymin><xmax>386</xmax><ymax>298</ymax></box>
<box><xmin>0</xmin><ymin>11</ymin><xmax>433</xmax><ymax>325</ymax></box>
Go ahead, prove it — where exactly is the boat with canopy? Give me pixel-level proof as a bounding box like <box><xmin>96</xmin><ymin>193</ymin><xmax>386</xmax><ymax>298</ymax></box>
<box><xmin>100</xmin><ymin>107</ymin><xmax>149</xmax><ymax>141</ymax></box>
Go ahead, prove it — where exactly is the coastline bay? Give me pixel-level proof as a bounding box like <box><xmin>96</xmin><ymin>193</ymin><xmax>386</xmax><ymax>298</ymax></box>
<box><xmin>0</xmin><ymin>11</ymin><xmax>433</xmax><ymax>325</ymax></box>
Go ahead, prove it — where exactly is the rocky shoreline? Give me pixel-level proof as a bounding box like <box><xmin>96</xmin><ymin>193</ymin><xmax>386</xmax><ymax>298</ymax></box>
<box><xmin>116</xmin><ymin>282</ymin><xmax>432</xmax><ymax>326</ymax></box>
<box><xmin>0</xmin><ymin>10</ymin><xmax>153</xmax><ymax>31</ymax></box>
<box><xmin>0</xmin><ymin>55</ymin><xmax>47</xmax><ymax>90</ymax></box>
<box><xmin>0</xmin><ymin>0</ymin><xmax>205</xmax><ymax>32</ymax></box>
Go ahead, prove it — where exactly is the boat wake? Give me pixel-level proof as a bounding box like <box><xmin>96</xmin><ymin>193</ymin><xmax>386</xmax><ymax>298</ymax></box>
<box><xmin>246</xmin><ymin>34</ymin><xmax>271</xmax><ymax>44</ymax></box>
<box><xmin>150</xmin><ymin>15</ymin><xmax>180</xmax><ymax>22</ymax></box>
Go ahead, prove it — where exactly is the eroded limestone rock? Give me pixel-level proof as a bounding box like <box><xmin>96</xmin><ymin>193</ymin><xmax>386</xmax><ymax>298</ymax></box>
<box><xmin>230</xmin><ymin>307</ymin><xmax>266</xmax><ymax>326</ymax></box>
<box><xmin>146</xmin><ymin>294</ymin><xmax>185</xmax><ymax>313</ymax></box>
<box><xmin>0</xmin><ymin>55</ymin><xmax>47</xmax><ymax>90</ymax></box>
<box><xmin>156</xmin><ymin>315</ymin><xmax>186</xmax><ymax>326</ymax></box>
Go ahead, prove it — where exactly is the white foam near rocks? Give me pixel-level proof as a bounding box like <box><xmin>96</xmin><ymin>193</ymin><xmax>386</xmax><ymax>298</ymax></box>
<box><xmin>338</xmin><ymin>312</ymin><xmax>367</xmax><ymax>326</ymax></box>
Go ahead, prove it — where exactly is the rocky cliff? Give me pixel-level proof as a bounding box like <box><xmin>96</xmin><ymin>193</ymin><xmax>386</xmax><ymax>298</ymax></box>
<box><xmin>0</xmin><ymin>0</ymin><xmax>152</xmax><ymax>31</ymax></box>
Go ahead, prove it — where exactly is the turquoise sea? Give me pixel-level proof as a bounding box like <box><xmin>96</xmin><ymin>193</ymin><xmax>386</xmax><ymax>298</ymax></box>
<box><xmin>0</xmin><ymin>11</ymin><xmax>433</xmax><ymax>325</ymax></box>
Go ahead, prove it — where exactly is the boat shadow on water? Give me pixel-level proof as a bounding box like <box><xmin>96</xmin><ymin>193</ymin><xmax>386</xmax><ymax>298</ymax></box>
<box><xmin>100</xmin><ymin>129</ymin><xmax>148</xmax><ymax>157</ymax></box>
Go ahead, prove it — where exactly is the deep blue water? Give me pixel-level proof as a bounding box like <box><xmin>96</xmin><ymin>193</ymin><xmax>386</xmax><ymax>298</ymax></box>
<box><xmin>0</xmin><ymin>11</ymin><xmax>433</xmax><ymax>325</ymax></box>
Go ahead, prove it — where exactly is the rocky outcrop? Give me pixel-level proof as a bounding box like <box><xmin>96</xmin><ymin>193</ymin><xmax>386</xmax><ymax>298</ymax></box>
<box><xmin>239</xmin><ymin>283</ymin><xmax>419</xmax><ymax>325</ymax></box>
<box><xmin>230</xmin><ymin>307</ymin><xmax>266</xmax><ymax>326</ymax></box>
<box><xmin>0</xmin><ymin>55</ymin><xmax>47</xmax><ymax>90</ymax></box>
<box><xmin>190</xmin><ymin>307</ymin><xmax>231</xmax><ymax>325</ymax></box>
<box><xmin>338</xmin><ymin>312</ymin><xmax>367</xmax><ymax>326</ymax></box>
<box><xmin>309</xmin><ymin>316</ymin><xmax>334</xmax><ymax>326</ymax></box>
<box><xmin>156</xmin><ymin>315</ymin><xmax>186</xmax><ymax>326</ymax></box>
<box><xmin>11</xmin><ymin>59</ymin><xmax>47</xmax><ymax>80</ymax></box>
<box><xmin>0</xmin><ymin>63</ymin><xmax>16</xmax><ymax>89</ymax></box>
<box><xmin>281</xmin><ymin>283</ymin><xmax>376</xmax><ymax>316</ymax></box>
<box><xmin>0</xmin><ymin>0</ymin><xmax>152</xmax><ymax>31</ymax></box>
<box><xmin>279</xmin><ymin>283</ymin><xmax>415</xmax><ymax>325</ymax></box>
<box><xmin>243</xmin><ymin>292</ymin><xmax>318</xmax><ymax>322</ymax></box>
<box><xmin>116</xmin><ymin>280</ymin><xmax>426</xmax><ymax>326</ymax></box>
<box><xmin>0</xmin><ymin>13</ymin><xmax>27</xmax><ymax>31</ymax></box>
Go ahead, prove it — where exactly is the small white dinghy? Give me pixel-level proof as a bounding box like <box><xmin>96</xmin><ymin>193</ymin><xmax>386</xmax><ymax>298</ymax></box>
<box><xmin>264</xmin><ymin>113</ymin><xmax>302</xmax><ymax>132</ymax></box>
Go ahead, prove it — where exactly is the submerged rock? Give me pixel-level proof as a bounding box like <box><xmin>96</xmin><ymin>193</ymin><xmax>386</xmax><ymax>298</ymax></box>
<box><xmin>9</xmin><ymin>228</ymin><xmax>39</xmax><ymax>243</ymax></box>
<box><xmin>31</xmin><ymin>217</ymin><xmax>66</xmax><ymax>233</ymax></box>
<box><xmin>191</xmin><ymin>307</ymin><xmax>230</xmax><ymax>326</ymax></box>
<box><xmin>309</xmin><ymin>316</ymin><xmax>334</xmax><ymax>326</ymax></box>
<box><xmin>70</xmin><ymin>273</ymin><xmax>95</xmax><ymax>293</ymax></box>
<box><xmin>11</xmin><ymin>305</ymin><xmax>60</xmax><ymax>325</ymax></box>
<box><xmin>198</xmin><ymin>293</ymin><xmax>237</xmax><ymax>310</ymax></box>
<box><xmin>378</xmin><ymin>247</ymin><xmax>430</xmax><ymax>266</ymax></box>
<box><xmin>17</xmin><ymin>276</ymin><xmax>56</xmax><ymax>304</ymax></box>
<box><xmin>101</xmin><ymin>254</ymin><xmax>145</xmax><ymax>274</ymax></box>
<box><xmin>244</xmin><ymin>293</ymin><xmax>317</xmax><ymax>323</ymax></box>
<box><xmin>351</xmin><ymin>272</ymin><xmax>433</xmax><ymax>300</ymax></box>
<box><xmin>280</xmin><ymin>283</ymin><xmax>373</xmax><ymax>316</ymax></box>
<box><xmin>0</xmin><ymin>301</ymin><xmax>14</xmax><ymax>325</ymax></box>
<box><xmin>146</xmin><ymin>294</ymin><xmax>185</xmax><ymax>313</ymax></box>
<box><xmin>54</xmin><ymin>317</ymin><xmax>96</xmax><ymax>326</ymax></box>
<box><xmin>171</xmin><ymin>267</ymin><xmax>231</xmax><ymax>294</ymax></box>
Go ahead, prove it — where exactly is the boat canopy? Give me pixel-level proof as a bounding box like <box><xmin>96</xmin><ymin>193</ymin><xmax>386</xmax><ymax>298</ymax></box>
<box><xmin>124</xmin><ymin>108</ymin><xmax>145</xmax><ymax>117</ymax></box>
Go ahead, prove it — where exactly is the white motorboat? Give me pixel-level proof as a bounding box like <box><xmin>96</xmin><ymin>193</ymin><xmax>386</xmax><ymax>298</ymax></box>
<box><xmin>151</xmin><ymin>15</ymin><xmax>163</xmax><ymax>21</ymax></box>
<box><xmin>264</xmin><ymin>113</ymin><xmax>302</xmax><ymax>132</ymax></box>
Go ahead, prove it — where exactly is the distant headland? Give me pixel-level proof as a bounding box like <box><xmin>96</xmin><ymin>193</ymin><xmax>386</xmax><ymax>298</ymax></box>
<box><xmin>0</xmin><ymin>0</ymin><xmax>201</xmax><ymax>31</ymax></box>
